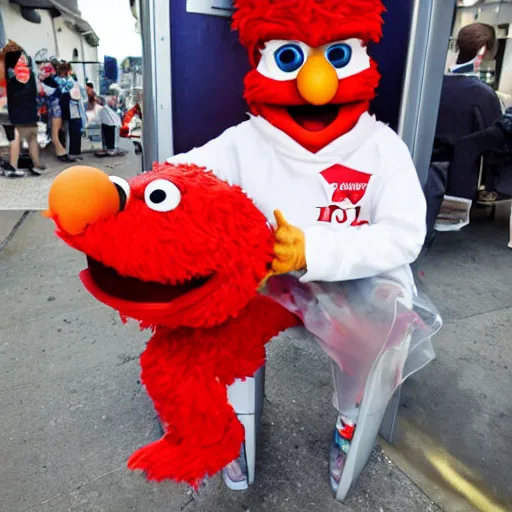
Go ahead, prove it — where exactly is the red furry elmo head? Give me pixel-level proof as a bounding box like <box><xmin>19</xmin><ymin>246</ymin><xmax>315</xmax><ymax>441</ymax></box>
<box><xmin>232</xmin><ymin>0</ymin><xmax>385</xmax><ymax>153</ymax></box>
<box><xmin>45</xmin><ymin>164</ymin><xmax>274</xmax><ymax>329</ymax></box>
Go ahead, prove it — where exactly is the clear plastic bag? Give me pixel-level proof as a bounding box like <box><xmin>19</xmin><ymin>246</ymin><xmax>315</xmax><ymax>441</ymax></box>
<box><xmin>262</xmin><ymin>273</ymin><xmax>442</xmax><ymax>413</ymax></box>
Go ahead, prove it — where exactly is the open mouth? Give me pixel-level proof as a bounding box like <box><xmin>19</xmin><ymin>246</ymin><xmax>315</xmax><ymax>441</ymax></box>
<box><xmin>84</xmin><ymin>256</ymin><xmax>214</xmax><ymax>304</ymax></box>
<box><xmin>288</xmin><ymin>104</ymin><xmax>340</xmax><ymax>132</ymax></box>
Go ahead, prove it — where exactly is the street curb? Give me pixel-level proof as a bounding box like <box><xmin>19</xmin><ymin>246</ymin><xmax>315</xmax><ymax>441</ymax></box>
<box><xmin>379</xmin><ymin>436</ymin><xmax>476</xmax><ymax>512</ymax></box>
<box><xmin>0</xmin><ymin>211</ymin><xmax>32</xmax><ymax>253</ymax></box>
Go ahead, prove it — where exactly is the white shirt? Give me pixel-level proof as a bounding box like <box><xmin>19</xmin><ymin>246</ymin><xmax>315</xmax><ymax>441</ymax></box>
<box><xmin>167</xmin><ymin>113</ymin><xmax>426</xmax><ymax>294</ymax></box>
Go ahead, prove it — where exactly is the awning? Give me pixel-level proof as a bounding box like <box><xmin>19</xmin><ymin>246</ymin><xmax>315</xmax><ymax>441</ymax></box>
<box><xmin>9</xmin><ymin>0</ymin><xmax>99</xmax><ymax>46</ymax></box>
<box><xmin>9</xmin><ymin>0</ymin><xmax>80</xmax><ymax>15</ymax></box>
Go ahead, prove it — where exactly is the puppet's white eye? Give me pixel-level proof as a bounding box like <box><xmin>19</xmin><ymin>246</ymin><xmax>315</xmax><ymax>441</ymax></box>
<box><xmin>109</xmin><ymin>176</ymin><xmax>130</xmax><ymax>197</ymax></box>
<box><xmin>325</xmin><ymin>39</ymin><xmax>370</xmax><ymax>80</ymax></box>
<box><xmin>109</xmin><ymin>176</ymin><xmax>130</xmax><ymax>208</ymax></box>
<box><xmin>257</xmin><ymin>40</ymin><xmax>311</xmax><ymax>81</ymax></box>
<box><xmin>144</xmin><ymin>179</ymin><xmax>181</xmax><ymax>212</ymax></box>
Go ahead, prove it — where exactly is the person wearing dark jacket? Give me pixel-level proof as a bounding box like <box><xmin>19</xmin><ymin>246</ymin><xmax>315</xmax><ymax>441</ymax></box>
<box><xmin>442</xmin><ymin>108</ymin><xmax>512</xmax><ymax>202</ymax></box>
<box><xmin>435</xmin><ymin>23</ymin><xmax>502</xmax><ymax>199</ymax></box>
<box><xmin>0</xmin><ymin>40</ymin><xmax>45</xmax><ymax>177</ymax></box>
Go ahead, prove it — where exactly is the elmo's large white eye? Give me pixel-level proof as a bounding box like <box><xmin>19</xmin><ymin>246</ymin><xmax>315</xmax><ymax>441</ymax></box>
<box><xmin>109</xmin><ymin>176</ymin><xmax>130</xmax><ymax>199</ymax></box>
<box><xmin>144</xmin><ymin>179</ymin><xmax>181</xmax><ymax>212</ymax></box>
<box><xmin>257</xmin><ymin>40</ymin><xmax>311</xmax><ymax>81</ymax></box>
<box><xmin>325</xmin><ymin>39</ymin><xmax>370</xmax><ymax>80</ymax></box>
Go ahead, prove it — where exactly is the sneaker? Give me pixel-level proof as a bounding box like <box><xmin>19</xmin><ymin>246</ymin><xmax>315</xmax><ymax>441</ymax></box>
<box><xmin>27</xmin><ymin>165</ymin><xmax>46</xmax><ymax>176</ymax></box>
<box><xmin>57</xmin><ymin>154</ymin><xmax>76</xmax><ymax>163</ymax></box>
<box><xmin>222</xmin><ymin>444</ymin><xmax>248</xmax><ymax>491</ymax></box>
<box><xmin>329</xmin><ymin>430</ymin><xmax>349</xmax><ymax>492</ymax></box>
<box><xmin>329</xmin><ymin>416</ymin><xmax>355</xmax><ymax>493</ymax></box>
<box><xmin>2</xmin><ymin>164</ymin><xmax>25</xmax><ymax>177</ymax></box>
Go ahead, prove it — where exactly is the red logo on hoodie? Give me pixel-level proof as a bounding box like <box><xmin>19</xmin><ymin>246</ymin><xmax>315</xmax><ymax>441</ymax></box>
<box><xmin>317</xmin><ymin>164</ymin><xmax>371</xmax><ymax>225</ymax></box>
<box><xmin>321</xmin><ymin>165</ymin><xmax>371</xmax><ymax>204</ymax></box>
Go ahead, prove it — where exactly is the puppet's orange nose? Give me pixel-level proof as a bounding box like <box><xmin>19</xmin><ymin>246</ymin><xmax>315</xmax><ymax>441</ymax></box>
<box><xmin>296</xmin><ymin>55</ymin><xmax>339</xmax><ymax>106</ymax></box>
<box><xmin>43</xmin><ymin>166</ymin><xmax>121</xmax><ymax>235</ymax></box>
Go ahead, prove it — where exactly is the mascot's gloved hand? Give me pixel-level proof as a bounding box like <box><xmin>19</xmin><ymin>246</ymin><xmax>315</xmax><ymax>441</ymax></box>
<box><xmin>271</xmin><ymin>210</ymin><xmax>306</xmax><ymax>275</ymax></box>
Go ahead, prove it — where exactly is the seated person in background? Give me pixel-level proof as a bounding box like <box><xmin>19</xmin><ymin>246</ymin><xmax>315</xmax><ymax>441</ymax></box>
<box><xmin>436</xmin><ymin>23</ymin><xmax>502</xmax><ymax>200</ymax></box>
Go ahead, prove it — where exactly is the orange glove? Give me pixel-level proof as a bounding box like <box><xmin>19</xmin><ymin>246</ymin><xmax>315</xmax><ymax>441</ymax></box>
<box><xmin>271</xmin><ymin>209</ymin><xmax>306</xmax><ymax>274</ymax></box>
<box><xmin>258</xmin><ymin>210</ymin><xmax>307</xmax><ymax>290</ymax></box>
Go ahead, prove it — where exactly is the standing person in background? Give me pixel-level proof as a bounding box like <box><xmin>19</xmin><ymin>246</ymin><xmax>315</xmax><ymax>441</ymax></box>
<box><xmin>40</xmin><ymin>60</ymin><xmax>75</xmax><ymax>162</ymax></box>
<box><xmin>67</xmin><ymin>64</ymin><xmax>86</xmax><ymax>160</ymax></box>
<box><xmin>0</xmin><ymin>40</ymin><xmax>45</xmax><ymax>177</ymax></box>
<box><xmin>52</xmin><ymin>62</ymin><xmax>84</xmax><ymax>161</ymax></box>
<box><xmin>0</xmin><ymin>51</ymin><xmax>24</xmax><ymax>177</ymax></box>
<box><xmin>99</xmin><ymin>93</ymin><xmax>121</xmax><ymax>156</ymax></box>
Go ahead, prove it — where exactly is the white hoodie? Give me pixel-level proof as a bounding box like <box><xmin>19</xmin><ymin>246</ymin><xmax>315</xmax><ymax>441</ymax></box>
<box><xmin>167</xmin><ymin>113</ymin><xmax>426</xmax><ymax>293</ymax></box>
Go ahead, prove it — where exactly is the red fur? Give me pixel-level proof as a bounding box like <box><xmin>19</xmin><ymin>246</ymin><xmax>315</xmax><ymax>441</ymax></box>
<box><xmin>53</xmin><ymin>163</ymin><xmax>299</xmax><ymax>487</ymax></box>
<box><xmin>232</xmin><ymin>0</ymin><xmax>385</xmax><ymax>66</ymax></box>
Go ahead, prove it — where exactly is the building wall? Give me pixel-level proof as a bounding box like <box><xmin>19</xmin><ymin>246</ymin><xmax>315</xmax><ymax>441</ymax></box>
<box><xmin>0</xmin><ymin>1</ymin><xmax>57</xmax><ymax>59</ymax></box>
<box><xmin>82</xmin><ymin>43</ymin><xmax>100</xmax><ymax>90</ymax></box>
<box><xmin>52</xmin><ymin>15</ymin><xmax>100</xmax><ymax>87</ymax></box>
<box><xmin>53</xmin><ymin>15</ymin><xmax>83</xmax><ymax>62</ymax></box>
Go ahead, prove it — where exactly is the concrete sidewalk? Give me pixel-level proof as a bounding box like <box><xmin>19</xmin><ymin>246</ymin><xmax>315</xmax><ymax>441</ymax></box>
<box><xmin>0</xmin><ymin>148</ymin><xmax>440</xmax><ymax>511</ymax></box>
<box><xmin>0</xmin><ymin>139</ymin><xmax>139</xmax><ymax>210</ymax></box>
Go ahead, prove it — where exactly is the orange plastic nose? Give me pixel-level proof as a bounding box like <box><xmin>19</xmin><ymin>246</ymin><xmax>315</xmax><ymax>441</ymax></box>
<box><xmin>296</xmin><ymin>55</ymin><xmax>339</xmax><ymax>106</ymax></box>
<box><xmin>43</xmin><ymin>166</ymin><xmax>120</xmax><ymax>235</ymax></box>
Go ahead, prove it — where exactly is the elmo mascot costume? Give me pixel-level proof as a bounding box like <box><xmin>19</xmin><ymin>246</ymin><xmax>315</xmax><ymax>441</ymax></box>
<box><xmin>45</xmin><ymin>164</ymin><xmax>298</xmax><ymax>489</ymax></box>
<box><xmin>167</xmin><ymin>0</ymin><xmax>427</xmax><ymax>493</ymax></box>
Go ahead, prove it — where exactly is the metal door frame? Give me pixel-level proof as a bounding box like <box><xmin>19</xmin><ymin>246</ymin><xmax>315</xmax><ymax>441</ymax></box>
<box><xmin>140</xmin><ymin>0</ymin><xmax>173</xmax><ymax>169</ymax></box>
<box><xmin>398</xmin><ymin>0</ymin><xmax>456</xmax><ymax>185</ymax></box>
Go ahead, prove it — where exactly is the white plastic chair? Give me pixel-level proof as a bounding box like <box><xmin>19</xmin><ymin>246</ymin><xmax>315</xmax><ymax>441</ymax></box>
<box><xmin>225</xmin><ymin>365</ymin><xmax>265</xmax><ymax>487</ymax></box>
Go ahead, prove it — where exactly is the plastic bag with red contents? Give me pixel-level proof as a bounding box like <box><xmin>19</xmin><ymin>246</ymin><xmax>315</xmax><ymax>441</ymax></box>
<box><xmin>262</xmin><ymin>273</ymin><xmax>442</xmax><ymax>411</ymax></box>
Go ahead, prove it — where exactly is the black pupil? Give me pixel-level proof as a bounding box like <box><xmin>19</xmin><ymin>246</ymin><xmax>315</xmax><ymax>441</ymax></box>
<box><xmin>329</xmin><ymin>47</ymin><xmax>346</xmax><ymax>63</ymax></box>
<box><xmin>280</xmin><ymin>49</ymin><xmax>297</xmax><ymax>64</ymax></box>
<box><xmin>150</xmin><ymin>189</ymin><xmax>166</xmax><ymax>204</ymax></box>
<box><xmin>114</xmin><ymin>183</ymin><xmax>127</xmax><ymax>211</ymax></box>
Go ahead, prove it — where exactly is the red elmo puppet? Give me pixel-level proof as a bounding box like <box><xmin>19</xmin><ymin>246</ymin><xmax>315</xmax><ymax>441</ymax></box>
<box><xmin>44</xmin><ymin>164</ymin><xmax>298</xmax><ymax>488</ymax></box>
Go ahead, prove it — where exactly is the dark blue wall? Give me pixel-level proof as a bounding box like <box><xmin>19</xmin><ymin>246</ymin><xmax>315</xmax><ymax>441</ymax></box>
<box><xmin>170</xmin><ymin>0</ymin><xmax>414</xmax><ymax>155</ymax></box>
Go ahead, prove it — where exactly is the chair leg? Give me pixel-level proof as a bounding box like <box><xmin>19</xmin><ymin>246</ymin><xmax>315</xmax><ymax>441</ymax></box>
<box><xmin>225</xmin><ymin>365</ymin><xmax>265</xmax><ymax>488</ymax></box>
<box><xmin>488</xmin><ymin>204</ymin><xmax>496</xmax><ymax>223</ymax></box>
<box><xmin>379</xmin><ymin>385</ymin><xmax>402</xmax><ymax>444</ymax></box>
<box><xmin>238</xmin><ymin>414</ymin><xmax>257</xmax><ymax>485</ymax></box>
<box><xmin>508</xmin><ymin>204</ymin><xmax>512</xmax><ymax>249</ymax></box>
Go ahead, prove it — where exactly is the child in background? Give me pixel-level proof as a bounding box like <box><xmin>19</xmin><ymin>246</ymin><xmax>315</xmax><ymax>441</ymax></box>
<box><xmin>99</xmin><ymin>94</ymin><xmax>122</xmax><ymax>156</ymax></box>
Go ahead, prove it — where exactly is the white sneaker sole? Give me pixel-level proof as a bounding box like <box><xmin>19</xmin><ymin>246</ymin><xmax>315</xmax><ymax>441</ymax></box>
<box><xmin>222</xmin><ymin>468</ymin><xmax>248</xmax><ymax>491</ymax></box>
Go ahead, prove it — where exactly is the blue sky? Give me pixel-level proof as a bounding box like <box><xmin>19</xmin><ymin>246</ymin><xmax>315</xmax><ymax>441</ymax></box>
<box><xmin>78</xmin><ymin>0</ymin><xmax>142</xmax><ymax>60</ymax></box>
